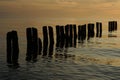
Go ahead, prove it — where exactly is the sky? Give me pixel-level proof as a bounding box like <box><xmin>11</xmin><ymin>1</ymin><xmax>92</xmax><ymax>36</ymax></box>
<box><xmin>0</xmin><ymin>0</ymin><xmax>120</xmax><ymax>27</ymax></box>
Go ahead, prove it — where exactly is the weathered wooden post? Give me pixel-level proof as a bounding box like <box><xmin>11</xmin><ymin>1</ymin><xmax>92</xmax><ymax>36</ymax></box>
<box><xmin>88</xmin><ymin>23</ymin><xmax>95</xmax><ymax>40</ymax></box>
<box><xmin>111</xmin><ymin>21</ymin><xmax>114</xmax><ymax>31</ymax></box>
<box><xmin>109</xmin><ymin>21</ymin><xmax>112</xmax><ymax>32</ymax></box>
<box><xmin>56</xmin><ymin>25</ymin><xmax>60</xmax><ymax>48</ymax></box>
<box><xmin>12</xmin><ymin>31</ymin><xmax>19</xmax><ymax>65</ymax></box>
<box><xmin>26</xmin><ymin>28</ymin><xmax>38</xmax><ymax>62</ymax></box>
<box><xmin>96</xmin><ymin>22</ymin><xmax>99</xmax><ymax>37</ymax></box>
<box><xmin>65</xmin><ymin>24</ymin><xmax>69</xmax><ymax>48</ymax></box>
<box><xmin>38</xmin><ymin>38</ymin><xmax>42</xmax><ymax>55</ymax></box>
<box><xmin>113</xmin><ymin>21</ymin><xmax>117</xmax><ymax>31</ymax></box>
<box><xmin>81</xmin><ymin>24</ymin><xmax>86</xmax><ymax>42</ymax></box>
<box><xmin>43</xmin><ymin>26</ymin><xmax>48</xmax><ymax>56</ymax></box>
<box><xmin>7</xmin><ymin>32</ymin><xmax>12</xmax><ymax>64</ymax></box>
<box><xmin>78</xmin><ymin>25</ymin><xmax>82</xmax><ymax>42</ymax></box>
<box><xmin>48</xmin><ymin>26</ymin><xmax>54</xmax><ymax>57</ymax></box>
<box><xmin>32</xmin><ymin>28</ymin><xmax>38</xmax><ymax>61</ymax></box>
<box><xmin>26</xmin><ymin>28</ymin><xmax>32</xmax><ymax>61</ymax></box>
<box><xmin>7</xmin><ymin>31</ymin><xmax>19</xmax><ymax>67</ymax></box>
<box><xmin>73</xmin><ymin>24</ymin><xmax>77</xmax><ymax>47</ymax></box>
<box><xmin>60</xmin><ymin>26</ymin><xmax>65</xmax><ymax>48</ymax></box>
<box><xmin>70</xmin><ymin>24</ymin><xmax>73</xmax><ymax>47</ymax></box>
<box><xmin>100</xmin><ymin>23</ymin><xmax>102</xmax><ymax>37</ymax></box>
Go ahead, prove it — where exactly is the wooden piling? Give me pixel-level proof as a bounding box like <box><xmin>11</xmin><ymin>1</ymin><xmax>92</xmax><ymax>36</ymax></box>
<box><xmin>12</xmin><ymin>31</ymin><xmax>19</xmax><ymax>65</ymax></box>
<box><xmin>6</xmin><ymin>31</ymin><xmax>19</xmax><ymax>66</ymax></box>
<box><xmin>88</xmin><ymin>23</ymin><xmax>95</xmax><ymax>40</ymax></box>
<box><xmin>100</xmin><ymin>23</ymin><xmax>102</xmax><ymax>37</ymax></box>
<box><xmin>59</xmin><ymin>26</ymin><xmax>65</xmax><ymax>48</ymax></box>
<box><xmin>48</xmin><ymin>26</ymin><xmax>54</xmax><ymax>57</ymax></box>
<box><xmin>32</xmin><ymin>28</ymin><xmax>38</xmax><ymax>61</ymax></box>
<box><xmin>69</xmin><ymin>24</ymin><xmax>73</xmax><ymax>47</ymax></box>
<box><xmin>26</xmin><ymin>28</ymin><xmax>38</xmax><ymax>62</ymax></box>
<box><xmin>56</xmin><ymin>25</ymin><xmax>60</xmax><ymax>48</ymax></box>
<box><xmin>96</xmin><ymin>22</ymin><xmax>99</xmax><ymax>37</ymax></box>
<box><xmin>65</xmin><ymin>24</ymin><xmax>69</xmax><ymax>48</ymax></box>
<box><xmin>43</xmin><ymin>26</ymin><xmax>48</xmax><ymax>56</ymax></box>
<box><xmin>26</xmin><ymin>28</ymin><xmax>32</xmax><ymax>61</ymax></box>
<box><xmin>38</xmin><ymin>38</ymin><xmax>42</xmax><ymax>55</ymax></box>
<box><xmin>7</xmin><ymin>32</ymin><xmax>12</xmax><ymax>64</ymax></box>
<box><xmin>81</xmin><ymin>24</ymin><xmax>86</xmax><ymax>41</ymax></box>
<box><xmin>78</xmin><ymin>25</ymin><xmax>82</xmax><ymax>42</ymax></box>
<box><xmin>73</xmin><ymin>24</ymin><xmax>77</xmax><ymax>47</ymax></box>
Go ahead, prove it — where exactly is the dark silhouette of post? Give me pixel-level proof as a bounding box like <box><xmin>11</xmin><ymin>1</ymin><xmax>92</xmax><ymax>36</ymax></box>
<box><xmin>114</xmin><ymin>21</ymin><xmax>117</xmax><ymax>31</ymax></box>
<box><xmin>88</xmin><ymin>23</ymin><xmax>95</xmax><ymax>40</ymax></box>
<box><xmin>100</xmin><ymin>23</ymin><xmax>102</xmax><ymax>37</ymax></box>
<box><xmin>7</xmin><ymin>32</ymin><xmax>12</xmax><ymax>64</ymax></box>
<box><xmin>65</xmin><ymin>24</ymin><xmax>69</xmax><ymax>48</ymax></box>
<box><xmin>26</xmin><ymin>28</ymin><xmax>32</xmax><ymax>61</ymax></box>
<box><xmin>78</xmin><ymin>25</ymin><xmax>82</xmax><ymax>42</ymax></box>
<box><xmin>59</xmin><ymin>26</ymin><xmax>65</xmax><ymax>48</ymax></box>
<box><xmin>56</xmin><ymin>25</ymin><xmax>60</xmax><ymax>48</ymax></box>
<box><xmin>32</xmin><ymin>28</ymin><xmax>38</xmax><ymax>61</ymax></box>
<box><xmin>78</xmin><ymin>24</ymin><xmax>86</xmax><ymax>42</ymax></box>
<box><xmin>69</xmin><ymin>24</ymin><xmax>73</xmax><ymax>47</ymax></box>
<box><xmin>38</xmin><ymin>38</ymin><xmax>42</xmax><ymax>55</ymax></box>
<box><xmin>73</xmin><ymin>24</ymin><xmax>77</xmax><ymax>47</ymax></box>
<box><xmin>81</xmin><ymin>24</ymin><xmax>86</xmax><ymax>41</ymax></box>
<box><xmin>108</xmin><ymin>21</ymin><xmax>117</xmax><ymax>32</ymax></box>
<box><xmin>7</xmin><ymin>31</ymin><xmax>19</xmax><ymax>67</ymax></box>
<box><xmin>96</xmin><ymin>22</ymin><xmax>99</xmax><ymax>37</ymax></box>
<box><xmin>48</xmin><ymin>26</ymin><xmax>54</xmax><ymax>57</ymax></box>
<box><xmin>26</xmin><ymin>27</ymin><xmax>38</xmax><ymax>62</ymax></box>
<box><xmin>43</xmin><ymin>26</ymin><xmax>48</xmax><ymax>56</ymax></box>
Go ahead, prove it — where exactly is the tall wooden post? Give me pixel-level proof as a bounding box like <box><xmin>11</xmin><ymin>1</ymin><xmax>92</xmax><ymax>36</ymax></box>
<box><xmin>48</xmin><ymin>26</ymin><xmax>54</xmax><ymax>57</ymax></box>
<box><xmin>43</xmin><ymin>26</ymin><xmax>48</xmax><ymax>56</ymax></box>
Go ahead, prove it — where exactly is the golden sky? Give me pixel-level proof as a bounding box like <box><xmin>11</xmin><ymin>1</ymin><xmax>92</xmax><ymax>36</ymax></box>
<box><xmin>0</xmin><ymin>0</ymin><xmax>120</xmax><ymax>26</ymax></box>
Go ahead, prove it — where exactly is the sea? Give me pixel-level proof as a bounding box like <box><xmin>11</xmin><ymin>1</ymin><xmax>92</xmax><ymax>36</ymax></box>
<box><xmin>0</xmin><ymin>22</ymin><xmax>120</xmax><ymax>80</ymax></box>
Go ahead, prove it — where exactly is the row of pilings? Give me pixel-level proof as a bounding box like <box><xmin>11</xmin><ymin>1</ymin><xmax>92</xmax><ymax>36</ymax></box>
<box><xmin>6</xmin><ymin>21</ymin><xmax>118</xmax><ymax>67</ymax></box>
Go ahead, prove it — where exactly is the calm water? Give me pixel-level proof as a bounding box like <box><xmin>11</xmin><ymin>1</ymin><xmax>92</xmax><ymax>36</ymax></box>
<box><xmin>0</xmin><ymin>25</ymin><xmax>120</xmax><ymax>80</ymax></box>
